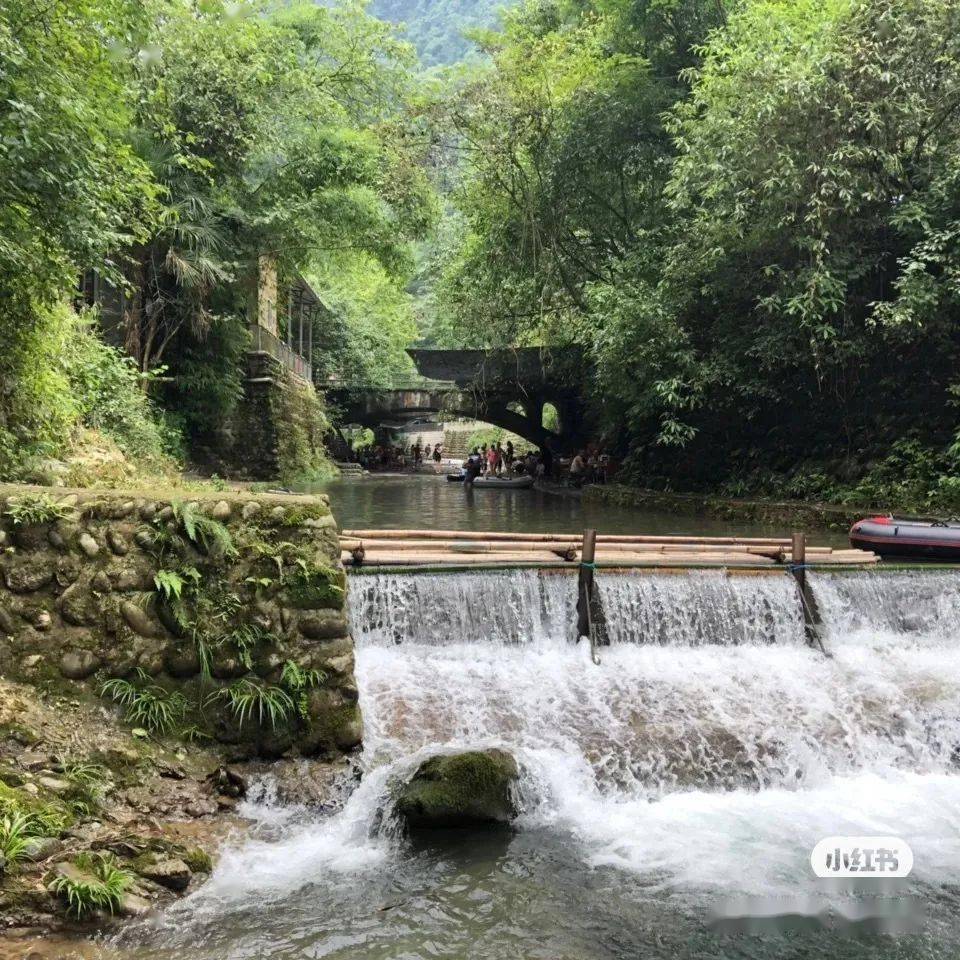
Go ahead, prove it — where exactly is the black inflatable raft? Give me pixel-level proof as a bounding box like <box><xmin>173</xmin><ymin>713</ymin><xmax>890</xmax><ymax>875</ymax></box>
<box><xmin>849</xmin><ymin>516</ymin><xmax>960</xmax><ymax>560</ymax></box>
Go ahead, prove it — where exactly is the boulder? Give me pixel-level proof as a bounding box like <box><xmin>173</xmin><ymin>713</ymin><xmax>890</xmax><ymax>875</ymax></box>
<box><xmin>298</xmin><ymin>611</ymin><xmax>349</xmax><ymax>641</ymax></box>
<box><xmin>136</xmin><ymin>855</ymin><xmax>192</xmax><ymax>893</ymax></box>
<box><xmin>60</xmin><ymin>582</ymin><xmax>99</xmax><ymax>626</ymax></box>
<box><xmin>91</xmin><ymin>571</ymin><xmax>112</xmax><ymax>594</ymax></box>
<box><xmin>119</xmin><ymin>892</ymin><xmax>152</xmax><ymax>917</ymax></box>
<box><xmin>22</xmin><ymin>836</ymin><xmax>63</xmax><ymax>863</ymax></box>
<box><xmin>121</xmin><ymin>601</ymin><xmax>163</xmax><ymax>639</ymax></box>
<box><xmin>11</xmin><ymin>523</ymin><xmax>54</xmax><ymax>551</ymax></box>
<box><xmin>211</xmin><ymin>500</ymin><xmax>232</xmax><ymax>521</ymax></box>
<box><xmin>393</xmin><ymin>749</ymin><xmax>519</xmax><ymax>831</ymax></box>
<box><xmin>107</xmin><ymin>529</ymin><xmax>130</xmax><ymax>556</ymax></box>
<box><xmin>164</xmin><ymin>646</ymin><xmax>201</xmax><ymax>679</ymax></box>
<box><xmin>321</xmin><ymin>653</ymin><xmax>354</xmax><ymax>678</ymax></box>
<box><xmin>59</xmin><ymin>650</ymin><xmax>102</xmax><ymax>680</ymax></box>
<box><xmin>5</xmin><ymin>563</ymin><xmax>54</xmax><ymax>594</ymax></box>
<box><xmin>78</xmin><ymin>532</ymin><xmax>100</xmax><ymax>558</ymax></box>
<box><xmin>37</xmin><ymin>775</ymin><xmax>73</xmax><ymax>795</ymax></box>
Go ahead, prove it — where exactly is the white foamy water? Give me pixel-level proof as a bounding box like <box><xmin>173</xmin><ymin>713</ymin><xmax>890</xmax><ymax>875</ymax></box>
<box><xmin>164</xmin><ymin>570</ymin><xmax>960</xmax><ymax>916</ymax></box>
<box><xmin>347</xmin><ymin>569</ymin><xmax>578</xmax><ymax>646</ymax></box>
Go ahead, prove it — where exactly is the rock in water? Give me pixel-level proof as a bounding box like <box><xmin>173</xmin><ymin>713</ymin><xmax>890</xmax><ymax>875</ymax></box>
<box><xmin>394</xmin><ymin>749</ymin><xmax>519</xmax><ymax>831</ymax></box>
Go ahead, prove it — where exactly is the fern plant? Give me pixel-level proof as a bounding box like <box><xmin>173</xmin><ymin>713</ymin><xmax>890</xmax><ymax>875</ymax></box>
<box><xmin>100</xmin><ymin>670</ymin><xmax>188</xmax><ymax>734</ymax></box>
<box><xmin>171</xmin><ymin>501</ymin><xmax>235</xmax><ymax>556</ymax></box>
<box><xmin>0</xmin><ymin>812</ymin><xmax>33</xmax><ymax>868</ymax></box>
<box><xmin>154</xmin><ymin>566</ymin><xmax>200</xmax><ymax>632</ymax></box>
<box><xmin>4</xmin><ymin>493</ymin><xmax>73</xmax><ymax>526</ymax></box>
<box><xmin>280</xmin><ymin>660</ymin><xmax>326</xmax><ymax>720</ymax></box>
<box><xmin>48</xmin><ymin>853</ymin><xmax>132</xmax><ymax>918</ymax></box>
<box><xmin>219</xmin><ymin>623</ymin><xmax>274</xmax><ymax>671</ymax></box>
<box><xmin>209</xmin><ymin>678</ymin><xmax>294</xmax><ymax>731</ymax></box>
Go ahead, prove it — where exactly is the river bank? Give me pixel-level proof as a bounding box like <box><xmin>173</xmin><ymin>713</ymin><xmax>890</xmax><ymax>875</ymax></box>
<box><xmin>0</xmin><ymin>675</ymin><xmax>348</xmax><ymax>950</ymax></box>
<box><xmin>582</xmin><ymin>483</ymin><xmax>877</xmax><ymax>531</ymax></box>
<box><xmin>0</xmin><ymin>483</ymin><xmax>357</xmax><ymax>950</ymax></box>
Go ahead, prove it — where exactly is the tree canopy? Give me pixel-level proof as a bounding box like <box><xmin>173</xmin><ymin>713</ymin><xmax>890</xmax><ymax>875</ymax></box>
<box><xmin>435</xmin><ymin>0</ymin><xmax>960</xmax><ymax>506</ymax></box>
<box><xmin>0</xmin><ymin>0</ymin><xmax>435</xmax><ymax>476</ymax></box>
<box><xmin>5</xmin><ymin>0</ymin><xmax>960</xmax><ymax>506</ymax></box>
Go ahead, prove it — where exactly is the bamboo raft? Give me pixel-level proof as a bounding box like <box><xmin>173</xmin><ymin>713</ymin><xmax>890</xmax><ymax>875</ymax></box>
<box><xmin>340</xmin><ymin>529</ymin><xmax>879</xmax><ymax>570</ymax></box>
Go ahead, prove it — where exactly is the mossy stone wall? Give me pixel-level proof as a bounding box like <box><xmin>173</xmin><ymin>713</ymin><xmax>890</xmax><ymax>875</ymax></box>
<box><xmin>0</xmin><ymin>485</ymin><xmax>359</xmax><ymax>758</ymax></box>
<box><xmin>224</xmin><ymin>353</ymin><xmax>332</xmax><ymax>483</ymax></box>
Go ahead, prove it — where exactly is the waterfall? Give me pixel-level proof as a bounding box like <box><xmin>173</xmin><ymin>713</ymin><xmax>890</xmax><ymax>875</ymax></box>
<box><xmin>349</xmin><ymin>568</ymin><xmax>806</xmax><ymax>648</ymax></box>
<box><xmin>810</xmin><ymin>569</ymin><xmax>960</xmax><ymax>647</ymax></box>
<box><xmin>595</xmin><ymin>570</ymin><xmax>805</xmax><ymax>646</ymax></box>
<box><xmin>348</xmin><ymin>569</ymin><xmax>578</xmax><ymax>646</ymax></box>
<box><xmin>133</xmin><ymin>567</ymin><xmax>960</xmax><ymax>953</ymax></box>
<box><xmin>337</xmin><ymin>570</ymin><xmax>960</xmax><ymax>888</ymax></box>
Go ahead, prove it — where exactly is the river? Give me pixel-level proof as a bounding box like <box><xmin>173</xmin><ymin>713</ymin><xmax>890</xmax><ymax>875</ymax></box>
<box><xmin>312</xmin><ymin>473</ymin><xmax>847</xmax><ymax>542</ymax></box>
<box><xmin>88</xmin><ymin>478</ymin><xmax>959</xmax><ymax>959</ymax></box>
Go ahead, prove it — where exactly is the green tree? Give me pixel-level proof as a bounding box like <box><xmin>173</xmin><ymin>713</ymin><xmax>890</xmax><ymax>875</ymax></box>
<box><xmin>0</xmin><ymin>0</ymin><xmax>153</xmax><ymax>472</ymax></box>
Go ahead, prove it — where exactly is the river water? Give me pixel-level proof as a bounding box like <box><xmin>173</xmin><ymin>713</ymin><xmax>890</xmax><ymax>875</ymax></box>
<box><xmin>312</xmin><ymin>473</ymin><xmax>846</xmax><ymax>540</ymax></box>
<box><xmin>99</xmin><ymin>561</ymin><xmax>960</xmax><ymax>960</ymax></box>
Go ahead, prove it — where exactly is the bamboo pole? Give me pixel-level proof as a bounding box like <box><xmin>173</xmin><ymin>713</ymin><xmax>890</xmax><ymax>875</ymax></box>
<box><xmin>339</xmin><ymin>538</ymin><xmax>579</xmax><ymax>555</ymax></box>
<box><xmin>338</xmin><ymin>529</ymin><xmax>878</xmax><ymax>569</ymax></box>
<box><xmin>342</xmin><ymin>550</ymin><xmax>568</xmax><ymax>566</ymax></box>
<box><xmin>342</xmin><ymin>529</ymin><xmax>794</xmax><ymax>546</ymax></box>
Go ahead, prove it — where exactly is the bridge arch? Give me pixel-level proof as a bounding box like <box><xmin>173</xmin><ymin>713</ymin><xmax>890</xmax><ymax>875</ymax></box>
<box><xmin>330</xmin><ymin>347</ymin><xmax>591</xmax><ymax>461</ymax></box>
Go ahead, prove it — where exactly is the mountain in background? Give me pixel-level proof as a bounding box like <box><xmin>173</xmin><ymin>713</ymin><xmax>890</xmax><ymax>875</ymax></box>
<box><xmin>370</xmin><ymin>0</ymin><xmax>512</xmax><ymax>66</ymax></box>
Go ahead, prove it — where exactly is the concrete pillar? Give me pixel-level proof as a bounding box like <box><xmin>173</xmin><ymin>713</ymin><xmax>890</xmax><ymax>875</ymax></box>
<box><xmin>257</xmin><ymin>254</ymin><xmax>279</xmax><ymax>337</ymax></box>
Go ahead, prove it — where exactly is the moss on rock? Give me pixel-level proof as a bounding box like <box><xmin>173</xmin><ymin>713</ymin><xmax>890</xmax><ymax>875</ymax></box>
<box><xmin>394</xmin><ymin>749</ymin><xmax>519</xmax><ymax>831</ymax></box>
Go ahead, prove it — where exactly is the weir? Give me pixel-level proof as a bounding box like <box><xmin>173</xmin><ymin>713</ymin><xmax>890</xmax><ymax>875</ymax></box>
<box><xmin>129</xmin><ymin>564</ymin><xmax>960</xmax><ymax>957</ymax></box>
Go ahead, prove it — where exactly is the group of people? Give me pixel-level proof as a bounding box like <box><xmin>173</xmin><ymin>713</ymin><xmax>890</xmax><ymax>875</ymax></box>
<box><xmin>463</xmin><ymin>442</ymin><xmax>546</xmax><ymax>481</ymax></box>
<box><xmin>409</xmin><ymin>441</ymin><xmax>443</xmax><ymax>467</ymax></box>
<box><xmin>358</xmin><ymin>441</ymin><xmax>442</xmax><ymax>471</ymax></box>
<box><xmin>566</xmin><ymin>448</ymin><xmax>612</xmax><ymax>487</ymax></box>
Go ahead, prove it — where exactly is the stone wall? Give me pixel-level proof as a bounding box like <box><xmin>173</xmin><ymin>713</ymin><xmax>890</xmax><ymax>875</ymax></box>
<box><xmin>221</xmin><ymin>353</ymin><xmax>332</xmax><ymax>482</ymax></box>
<box><xmin>0</xmin><ymin>485</ymin><xmax>359</xmax><ymax>758</ymax></box>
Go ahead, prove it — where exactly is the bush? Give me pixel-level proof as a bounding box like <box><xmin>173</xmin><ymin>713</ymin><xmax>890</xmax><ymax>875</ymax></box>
<box><xmin>61</xmin><ymin>312</ymin><xmax>181</xmax><ymax>467</ymax></box>
<box><xmin>48</xmin><ymin>853</ymin><xmax>132</xmax><ymax>919</ymax></box>
<box><xmin>0</xmin><ymin>303</ymin><xmax>183</xmax><ymax>482</ymax></box>
<box><xmin>0</xmin><ymin>300</ymin><xmax>79</xmax><ymax>478</ymax></box>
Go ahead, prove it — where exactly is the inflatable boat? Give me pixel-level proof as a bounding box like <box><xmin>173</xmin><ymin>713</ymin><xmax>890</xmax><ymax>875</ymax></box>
<box><xmin>446</xmin><ymin>471</ymin><xmax>465</xmax><ymax>482</ymax></box>
<box><xmin>471</xmin><ymin>475</ymin><xmax>535</xmax><ymax>490</ymax></box>
<box><xmin>849</xmin><ymin>516</ymin><xmax>960</xmax><ymax>560</ymax></box>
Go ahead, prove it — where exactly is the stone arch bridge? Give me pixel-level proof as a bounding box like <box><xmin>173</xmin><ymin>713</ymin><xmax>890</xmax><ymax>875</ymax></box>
<box><xmin>330</xmin><ymin>348</ymin><xmax>589</xmax><ymax>457</ymax></box>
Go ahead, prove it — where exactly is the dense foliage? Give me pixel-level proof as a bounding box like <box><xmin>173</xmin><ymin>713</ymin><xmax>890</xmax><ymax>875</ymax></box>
<box><xmin>370</xmin><ymin>0</ymin><xmax>511</xmax><ymax>66</ymax></box>
<box><xmin>0</xmin><ymin>0</ymin><xmax>153</xmax><ymax>475</ymax></box>
<box><xmin>438</xmin><ymin>0</ymin><xmax>960</xmax><ymax>508</ymax></box>
<box><xmin>0</xmin><ymin>0</ymin><xmax>434</xmax><ymax>480</ymax></box>
<box><xmin>6</xmin><ymin>0</ymin><xmax>960</xmax><ymax>509</ymax></box>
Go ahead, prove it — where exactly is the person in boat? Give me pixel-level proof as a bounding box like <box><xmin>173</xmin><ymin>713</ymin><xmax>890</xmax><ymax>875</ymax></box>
<box><xmin>480</xmin><ymin>443</ymin><xmax>488</xmax><ymax>474</ymax></box>
<box><xmin>505</xmin><ymin>440</ymin><xmax>514</xmax><ymax>472</ymax></box>
<box><xmin>487</xmin><ymin>444</ymin><xmax>500</xmax><ymax>477</ymax></box>
<box><xmin>464</xmin><ymin>448</ymin><xmax>483</xmax><ymax>484</ymax></box>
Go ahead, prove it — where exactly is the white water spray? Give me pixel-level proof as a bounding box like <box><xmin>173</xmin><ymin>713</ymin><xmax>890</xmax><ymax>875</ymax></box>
<box><xmin>175</xmin><ymin>569</ymin><xmax>960</xmax><ymax>915</ymax></box>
